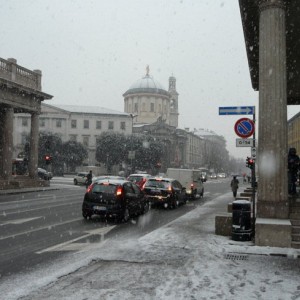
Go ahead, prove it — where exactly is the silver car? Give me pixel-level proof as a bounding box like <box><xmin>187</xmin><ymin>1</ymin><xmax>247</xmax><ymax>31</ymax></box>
<box><xmin>73</xmin><ymin>172</ymin><xmax>89</xmax><ymax>185</ymax></box>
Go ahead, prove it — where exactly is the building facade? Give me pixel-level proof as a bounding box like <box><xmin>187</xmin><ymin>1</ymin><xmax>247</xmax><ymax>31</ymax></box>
<box><xmin>13</xmin><ymin>103</ymin><xmax>132</xmax><ymax>165</ymax></box>
<box><xmin>288</xmin><ymin>112</ymin><xmax>300</xmax><ymax>152</ymax></box>
<box><xmin>0</xmin><ymin>57</ymin><xmax>52</xmax><ymax>187</ymax></box>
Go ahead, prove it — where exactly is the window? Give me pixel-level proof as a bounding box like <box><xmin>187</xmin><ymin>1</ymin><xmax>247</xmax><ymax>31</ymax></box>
<box><xmin>134</xmin><ymin>103</ymin><xmax>138</xmax><ymax>112</ymax></box>
<box><xmin>83</xmin><ymin>136</ymin><xmax>89</xmax><ymax>146</ymax></box>
<box><xmin>96</xmin><ymin>120</ymin><xmax>101</xmax><ymax>129</ymax></box>
<box><xmin>39</xmin><ymin>119</ymin><xmax>45</xmax><ymax>127</ymax></box>
<box><xmin>132</xmin><ymin>183</ymin><xmax>142</xmax><ymax>195</ymax></box>
<box><xmin>120</xmin><ymin>121</ymin><xmax>125</xmax><ymax>130</ymax></box>
<box><xmin>108</xmin><ymin>121</ymin><xmax>114</xmax><ymax>130</ymax></box>
<box><xmin>84</xmin><ymin>120</ymin><xmax>89</xmax><ymax>129</ymax></box>
<box><xmin>71</xmin><ymin>120</ymin><xmax>77</xmax><ymax>128</ymax></box>
<box><xmin>151</xmin><ymin>103</ymin><xmax>154</xmax><ymax>112</ymax></box>
<box><xmin>56</xmin><ymin>119</ymin><xmax>62</xmax><ymax>128</ymax></box>
<box><xmin>22</xmin><ymin>118</ymin><xmax>28</xmax><ymax>127</ymax></box>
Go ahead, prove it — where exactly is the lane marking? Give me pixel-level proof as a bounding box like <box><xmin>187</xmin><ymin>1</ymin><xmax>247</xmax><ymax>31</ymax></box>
<box><xmin>0</xmin><ymin>201</ymin><xmax>82</xmax><ymax>216</ymax></box>
<box><xmin>0</xmin><ymin>216</ymin><xmax>42</xmax><ymax>225</ymax></box>
<box><xmin>36</xmin><ymin>226</ymin><xmax>115</xmax><ymax>254</ymax></box>
<box><xmin>0</xmin><ymin>217</ymin><xmax>83</xmax><ymax>241</ymax></box>
<box><xmin>0</xmin><ymin>192</ymin><xmax>83</xmax><ymax>205</ymax></box>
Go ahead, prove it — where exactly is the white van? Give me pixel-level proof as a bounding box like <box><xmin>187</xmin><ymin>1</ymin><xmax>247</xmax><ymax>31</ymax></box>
<box><xmin>166</xmin><ymin>168</ymin><xmax>204</xmax><ymax>199</ymax></box>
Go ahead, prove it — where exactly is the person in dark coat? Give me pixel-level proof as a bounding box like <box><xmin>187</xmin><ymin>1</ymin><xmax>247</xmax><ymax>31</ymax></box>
<box><xmin>86</xmin><ymin>170</ymin><xmax>93</xmax><ymax>188</ymax></box>
<box><xmin>288</xmin><ymin>148</ymin><xmax>299</xmax><ymax>195</ymax></box>
<box><xmin>231</xmin><ymin>176</ymin><xmax>239</xmax><ymax>198</ymax></box>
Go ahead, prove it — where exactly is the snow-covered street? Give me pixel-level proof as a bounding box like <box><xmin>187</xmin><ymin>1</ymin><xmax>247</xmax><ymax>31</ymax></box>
<box><xmin>1</xmin><ymin>192</ymin><xmax>300</xmax><ymax>300</ymax></box>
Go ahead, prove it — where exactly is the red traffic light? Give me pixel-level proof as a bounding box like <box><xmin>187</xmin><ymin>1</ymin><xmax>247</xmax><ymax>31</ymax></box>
<box><xmin>44</xmin><ymin>154</ymin><xmax>52</xmax><ymax>164</ymax></box>
<box><xmin>246</xmin><ymin>157</ymin><xmax>254</xmax><ymax>169</ymax></box>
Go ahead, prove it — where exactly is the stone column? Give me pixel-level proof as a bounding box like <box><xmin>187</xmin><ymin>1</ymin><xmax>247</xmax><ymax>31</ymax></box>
<box><xmin>256</xmin><ymin>0</ymin><xmax>291</xmax><ymax>247</ymax></box>
<box><xmin>28</xmin><ymin>113</ymin><xmax>39</xmax><ymax>178</ymax></box>
<box><xmin>2</xmin><ymin>108</ymin><xmax>14</xmax><ymax>180</ymax></box>
<box><xmin>0</xmin><ymin>111</ymin><xmax>3</xmax><ymax>178</ymax></box>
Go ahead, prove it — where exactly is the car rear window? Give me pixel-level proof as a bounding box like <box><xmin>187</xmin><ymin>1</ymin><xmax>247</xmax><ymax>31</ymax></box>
<box><xmin>145</xmin><ymin>179</ymin><xmax>170</xmax><ymax>189</ymax></box>
<box><xmin>92</xmin><ymin>183</ymin><xmax>117</xmax><ymax>194</ymax></box>
<box><xmin>128</xmin><ymin>176</ymin><xmax>143</xmax><ymax>182</ymax></box>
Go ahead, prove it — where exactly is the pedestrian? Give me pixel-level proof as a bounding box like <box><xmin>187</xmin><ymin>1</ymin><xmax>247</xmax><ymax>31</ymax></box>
<box><xmin>86</xmin><ymin>170</ymin><xmax>93</xmax><ymax>188</ymax></box>
<box><xmin>231</xmin><ymin>176</ymin><xmax>239</xmax><ymax>198</ymax></box>
<box><xmin>288</xmin><ymin>147</ymin><xmax>299</xmax><ymax>195</ymax></box>
<box><xmin>247</xmin><ymin>174</ymin><xmax>251</xmax><ymax>183</ymax></box>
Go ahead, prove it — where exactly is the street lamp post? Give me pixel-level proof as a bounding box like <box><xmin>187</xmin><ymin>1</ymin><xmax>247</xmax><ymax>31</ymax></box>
<box><xmin>129</xmin><ymin>114</ymin><xmax>137</xmax><ymax>173</ymax></box>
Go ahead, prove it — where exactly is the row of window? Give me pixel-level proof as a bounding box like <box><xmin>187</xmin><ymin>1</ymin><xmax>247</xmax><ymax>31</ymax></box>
<box><xmin>21</xmin><ymin>118</ymin><xmax>127</xmax><ymax>130</ymax></box>
<box><xmin>127</xmin><ymin>102</ymin><xmax>168</xmax><ymax>113</ymax></box>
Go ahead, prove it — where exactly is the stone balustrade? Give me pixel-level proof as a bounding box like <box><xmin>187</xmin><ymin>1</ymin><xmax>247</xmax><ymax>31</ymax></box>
<box><xmin>0</xmin><ymin>57</ymin><xmax>41</xmax><ymax>91</ymax></box>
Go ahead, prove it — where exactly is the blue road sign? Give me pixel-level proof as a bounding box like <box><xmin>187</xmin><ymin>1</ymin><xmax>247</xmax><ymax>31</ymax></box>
<box><xmin>219</xmin><ymin>106</ymin><xmax>255</xmax><ymax>115</ymax></box>
<box><xmin>234</xmin><ymin>118</ymin><xmax>255</xmax><ymax>138</ymax></box>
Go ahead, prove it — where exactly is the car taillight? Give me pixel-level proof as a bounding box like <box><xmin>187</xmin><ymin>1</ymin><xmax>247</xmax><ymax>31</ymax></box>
<box><xmin>116</xmin><ymin>186</ymin><xmax>123</xmax><ymax>196</ymax></box>
<box><xmin>86</xmin><ymin>183</ymin><xmax>94</xmax><ymax>193</ymax></box>
<box><xmin>191</xmin><ymin>183</ymin><xmax>194</xmax><ymax>189</ymax></box>
<box><xmin>168</xmin><ymin>185</ymin><xmax>172</xmax><ymax>192</ymax></box>
<box><xmin>141</xmin><ymin>181</ymin><xmax>146</xmax><ymax>190</ymax></box>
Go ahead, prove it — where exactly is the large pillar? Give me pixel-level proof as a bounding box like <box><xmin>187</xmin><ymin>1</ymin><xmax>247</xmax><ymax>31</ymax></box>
<box><xmin>28</xmin><ymin>113</ymin><xmax>39</xmax><ymax>178</ymax></box>
<box><xmin>1</xmin><ymin>108</ymin><xmax>14</xmax><ymax>180</ymax></box>
<box><xmin>256</xmin><ymin>0</ymin><xmax>291</xmax><ymax>247</ymax></box>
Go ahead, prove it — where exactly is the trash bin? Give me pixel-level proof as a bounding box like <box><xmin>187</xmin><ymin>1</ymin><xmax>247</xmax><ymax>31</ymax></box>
<box><xmin>232</xmin><ymin>200</ymin><xmax>252</xmax><ymax>241</ymax></box>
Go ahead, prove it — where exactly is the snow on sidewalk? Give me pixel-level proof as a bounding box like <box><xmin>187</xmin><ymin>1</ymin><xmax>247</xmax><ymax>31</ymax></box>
<box><xmin>1</xmin><ymin>193</ymin><xmax>300</xmax><ymax>300</ymax></box>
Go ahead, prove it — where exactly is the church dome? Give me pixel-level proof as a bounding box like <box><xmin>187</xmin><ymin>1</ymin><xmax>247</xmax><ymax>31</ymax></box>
<box><xmin>123</xmin><ymin>74</ymin><xmax>169</xmax><ymax>97</ymax></box>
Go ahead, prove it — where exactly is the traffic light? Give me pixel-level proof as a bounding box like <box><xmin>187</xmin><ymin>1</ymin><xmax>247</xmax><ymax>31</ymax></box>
<box><xmin>45</xmin><ymin>154</ymin><xmax>52</xmax><ymax>165</ymax></box>
<box><xmin>246</xmin><ymin>157</ymin><xmax>254</xmax><ymax>169</ymax></box>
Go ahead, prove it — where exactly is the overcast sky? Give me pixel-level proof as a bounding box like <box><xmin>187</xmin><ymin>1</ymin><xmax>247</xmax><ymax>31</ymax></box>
<box><xmin>1</xmin><ymin>0</ymin><xmax>299</xmax><ymax>159</ymax></box>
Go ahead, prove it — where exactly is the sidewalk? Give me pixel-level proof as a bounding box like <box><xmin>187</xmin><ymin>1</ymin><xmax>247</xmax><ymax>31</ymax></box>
<box><xmin>1</xmin><ymin>193</ymin><xmax>300</xmax><ymax>300</ymax></box>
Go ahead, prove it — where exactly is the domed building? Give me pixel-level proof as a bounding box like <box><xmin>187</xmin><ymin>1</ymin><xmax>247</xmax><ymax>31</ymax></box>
<box><xmin>123</xmin><ymin>66</ymin><xmax>179</xmax><ymax>127</ymax></box>
<box><xmin>122</xmin><ymin>67</ymin><xmax>214</xmax><ymax>172</ymax></box>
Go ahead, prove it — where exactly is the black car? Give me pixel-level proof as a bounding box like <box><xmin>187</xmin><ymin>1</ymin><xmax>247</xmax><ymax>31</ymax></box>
<box><xmin>143</xmin><ymin>177</ymin><xmax>186</xmax><ymax>209</ymax></box>
<box><xmin>82</xmin><ymin>179</ymin><xmax>149</xmax><ymax>221</ymax></box>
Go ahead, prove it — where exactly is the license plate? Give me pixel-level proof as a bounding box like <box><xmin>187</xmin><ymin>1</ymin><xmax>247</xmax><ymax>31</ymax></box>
<box><xmin>94</xmin><ymin>206</ymin><xmax>106</xmax><ymax>211</ymax></box>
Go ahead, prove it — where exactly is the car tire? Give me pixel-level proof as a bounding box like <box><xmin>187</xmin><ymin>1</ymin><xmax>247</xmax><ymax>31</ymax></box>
<box><xmin>74</xmin><ymin>179</ymin><xmax>78</xmax><ymax>185</ymax></box>
<box><xmin>122</xmin><ymin>208</ymin><xmax>130</xmax><ymax>222</ymax></box>
<box><xmin>82</xmin><ymin>211</ymin><xmax>91</xmax><ymax>219</ymax></box>
<box><xmin>172</xmin><ymin>198</ymin><xmax>179</xmax><ymax>209</ymax></box>
<box><xmin>143</xmin><ymin>201</ymin><xmax>150</xmax><ymax>214</ymax></box>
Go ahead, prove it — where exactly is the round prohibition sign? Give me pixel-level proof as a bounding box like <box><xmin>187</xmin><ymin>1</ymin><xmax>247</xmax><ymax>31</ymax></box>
<box><xmin>234</xmin><ymin>118</ymin><xmax>255</xmax><ymax>138</ymax></box>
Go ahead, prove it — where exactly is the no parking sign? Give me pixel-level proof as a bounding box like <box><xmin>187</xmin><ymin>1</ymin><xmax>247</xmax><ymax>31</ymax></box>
<box><xmin>234</xmin><ymin>118</ymin><xmax>255</xmax><ymax>138</ymax></box>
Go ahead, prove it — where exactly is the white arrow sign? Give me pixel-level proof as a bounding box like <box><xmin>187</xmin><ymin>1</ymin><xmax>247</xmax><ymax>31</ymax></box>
<box><xmin>219</xmin><ymin>106</ymin><xmax>255</xmax><ymax>115</ymax></box>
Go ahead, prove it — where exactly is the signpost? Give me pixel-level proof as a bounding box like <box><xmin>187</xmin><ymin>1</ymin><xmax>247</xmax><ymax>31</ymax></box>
<box><xmin>219</xmin><ymin>106</ymin><xmax>255</xmax><ymax>115</ymax></box>
<box><xmin>236</xmin><ymin>138</ymin><xmax>254</xmax><ymax>147</ymax></box>
<box><xmin>251</xmin><ymin>147</ymin><xmax>256</xmax><ymax>159</ymax></box>
<box><xmin>234</xmin><ymin>118</ymin><xmax>255</xmax><ymax>138</ymax></box>
<box><xmin>219</xmin><ymin>105</ymin><xmax>256</xmax><ymax>236</ymax></box>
